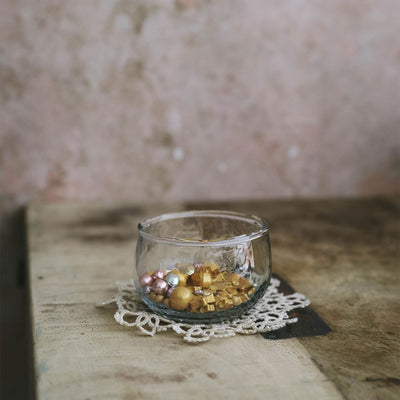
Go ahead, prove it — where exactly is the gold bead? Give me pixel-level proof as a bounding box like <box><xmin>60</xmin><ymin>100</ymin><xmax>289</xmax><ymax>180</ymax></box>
<box><xmin>172</xmin><ymin>269</ymin><xmax>188</xmax><ymax>287</ymax></box>
<box><xmin>232</xmin><ymin>296</ymin><xmax>242</xmax><ymax>306</ymax></box>
<box><xmin>154</xmin><ymin>294</ymin><xmax>164</xmax><ymax>303</ymax></box>
<box><xmin>149</xmin><ymin>292</ymin><xmax>157</xmax><ymax>301</ymax></box>
<box><xmin>169</xmin><ymin>287</ymin><xmax>193</xmax><ymax>311</ymax></box>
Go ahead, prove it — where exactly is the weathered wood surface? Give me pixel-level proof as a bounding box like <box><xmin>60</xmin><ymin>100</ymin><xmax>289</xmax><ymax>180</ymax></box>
<box><xmin>27</xmin><ymin>198</ymin><xmax>399</xmax><ymax>400</ymax></box>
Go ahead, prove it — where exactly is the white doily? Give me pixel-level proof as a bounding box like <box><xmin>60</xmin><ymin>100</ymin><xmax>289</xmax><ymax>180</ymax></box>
<box><xmin>97</xmin><ymin>277</ymin><xmax>310</xmax><ymax>343</ymax></box>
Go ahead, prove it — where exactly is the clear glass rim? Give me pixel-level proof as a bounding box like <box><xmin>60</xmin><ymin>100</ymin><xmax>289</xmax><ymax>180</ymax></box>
<box><xmin>138</xmin><ymin>210</ymin><xmax>269</xmax><ymax>247</ymax></box>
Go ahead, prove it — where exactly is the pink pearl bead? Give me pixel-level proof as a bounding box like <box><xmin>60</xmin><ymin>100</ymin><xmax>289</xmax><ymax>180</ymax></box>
<box><xmin>139</xmin><ymin>274</ymin><xmax>153</xmax><ymax>287</ymax></box>
<box><xmin>194</xmin><ymin>263</ymin><xmax>204</xmax><ymax>271</ymax></box>
<box><xmin>166</xmin><ymin>287</ymin><xmax>175</xmax><ymax>298</ymax></box>
<box><xmin>153</xmin><ymin>270</ymin><xmax>166</xmax><ymax>280</ymax></box>
<box><xmin>151</xmin><ymin>278</ymin><xmax>168</xmax><ymax>295</ymax></box>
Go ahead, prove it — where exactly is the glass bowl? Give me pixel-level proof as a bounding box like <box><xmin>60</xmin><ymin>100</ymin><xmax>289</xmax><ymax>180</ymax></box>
<box><xmin>134</xmin><ymin>210</ymin><xmax>272</xmax><ymax>323</ymax></box>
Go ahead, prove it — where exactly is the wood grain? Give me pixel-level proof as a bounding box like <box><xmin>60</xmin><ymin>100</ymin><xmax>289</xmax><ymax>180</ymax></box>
<box><xmin>27</xmin><ymin>199</ymin><xmax>399</xmax><ymax>399</ymax></box>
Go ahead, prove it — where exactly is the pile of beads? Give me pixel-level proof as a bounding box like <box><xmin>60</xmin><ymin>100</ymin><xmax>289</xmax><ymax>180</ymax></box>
<box><xmin>139</xmin><ymin>262</ymin><xmax>255</xmax><ymax>313</ymax></box>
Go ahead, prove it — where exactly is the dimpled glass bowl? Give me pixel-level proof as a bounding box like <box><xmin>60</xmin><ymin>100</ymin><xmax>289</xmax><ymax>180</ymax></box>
<box><xmin>134</xmin><ymin>210</ymin><xmax>272</xmax><ymax>323</ymax></box>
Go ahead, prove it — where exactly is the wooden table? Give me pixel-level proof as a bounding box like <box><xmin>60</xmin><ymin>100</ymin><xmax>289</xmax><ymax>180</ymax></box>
<box><xmin>27</xmin><ymin>198</ymin><xmax>399</xmax><ymax>400</ymax></box>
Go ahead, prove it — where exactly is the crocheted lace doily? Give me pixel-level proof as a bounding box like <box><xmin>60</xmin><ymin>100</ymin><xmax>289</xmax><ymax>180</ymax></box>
<box><xmin>97</xmin><ymin>277</ymin><xmax>310</xmax><ymax>343</ymax></box>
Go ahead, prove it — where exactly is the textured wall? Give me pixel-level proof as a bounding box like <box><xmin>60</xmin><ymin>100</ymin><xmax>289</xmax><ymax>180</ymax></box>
<box><xmin>1</xmin><ymin>0</ymin><xmax>399</xmax><ymax>208</ymax></box>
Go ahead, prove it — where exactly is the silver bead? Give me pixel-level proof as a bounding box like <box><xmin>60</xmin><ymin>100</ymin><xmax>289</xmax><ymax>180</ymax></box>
<box><xmin>164</xmin><ymin>272</ymin><xmax>179</xmax><ymax>288</ymax></box>
<box><xmin>183</xmin><ymin>265</ymin><xmax>195</xmax><ymax>275</ymax></box>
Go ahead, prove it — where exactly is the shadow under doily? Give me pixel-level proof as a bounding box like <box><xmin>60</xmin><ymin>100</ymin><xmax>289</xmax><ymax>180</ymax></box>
<box><xmin>262</xmin><ymin>273</ymin><xmax>331</xmax><ymax>340</ymax></box>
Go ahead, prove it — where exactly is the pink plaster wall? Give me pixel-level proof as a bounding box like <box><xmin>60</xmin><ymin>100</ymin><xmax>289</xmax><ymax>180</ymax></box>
<box><xmin>1</xmin><ymin>0</ymin><xmax>399</xmax><ymax>208</ymax></box>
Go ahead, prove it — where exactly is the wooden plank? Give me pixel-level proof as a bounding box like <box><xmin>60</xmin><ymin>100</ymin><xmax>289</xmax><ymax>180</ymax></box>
<box><xmin>28</xmin><ymin>202</ymin><xmax>343</xmax><ymax>400</ymax></box>
<box><xmin>27</xmin><ymin>199</ymin><xmax>399</xmax><ymax>399</ymax></box>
